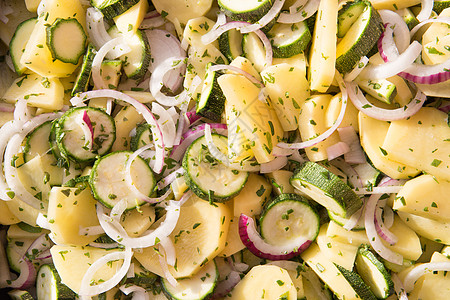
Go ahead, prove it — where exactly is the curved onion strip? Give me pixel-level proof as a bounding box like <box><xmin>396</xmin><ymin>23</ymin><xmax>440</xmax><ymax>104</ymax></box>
<box><xmin>76</xmin><ymin>111</ymin><xmax>94</xmax><ymax>151</ymax></box>
<box><xmin>209</xmin><ymin>64</ymin><xmax>264</xmax><ymax>87</ymax></box>
<box><xmin>14</xmin><ymin>99</ymin><xmax>31</xmax><ymax>126</ymax></box>
<box><xmin>260</xmin><ymin>156</ymin><xmax>288</xmax><ymax>173</ymax></box>
<box><xmin>92</xmin><ymin>37</ymin><xmax>131</xmax><ymax>89</ymax></box>
<box><xmin>86</xmin><ymin>8</ymin><xmax>113</xmax><ymax>51</ymax></box>
<box><xmin>71</xmin><ymin>90</ymin><xmax>165</xmax><ymax>173</ymax></box>
<box><xmin>343</xmin><ymin>205</ymin><xmax>364</xmax><ymax>231</ymax></box>
<box><xmin>337</xmin><ymin>126</ymin><xmax>366</xmax><ymax>164</ymax></box>
<box><xmin>159</xmin><ymin>251</ymin><xmax>178</xmax><ymax>287</ymax></box>
<box><xmin>375</xmin><ymin>204</ymin><xmax>398</xmax><ymax>245</ymax></box>
<box><xmin>79</xmin><ymin>247</ymin><xmax>133</xmax><ymax>297</ymax></box>
<box><xmin>403</xmin><ymin>262</ymin><xmax>450</xmax><ymax>292</ymax></box>
<box><xmin>364</xmin><ymin>193</ymin><xmax>403</xmax><ymax>265</ymax></box>
<box><xmin>416</xmin><ymin>0</ymin><xmax>434</xmax><ymax>22</ymax></box>
<box><xmin>289</xmin><ymin>0</ymin><xmax>309</xmax><ymax>13</ymax></box>
<box><xmin>240</xmin><ymin>0</ymin><xmax>285</xmax><ymax>33</ymax></box>
<box><xmin>278</xmin><ymin>0</ymin><xmax>320</xmax><ymax>23</ymax></box>
<box><xmin>157</xmin><ymin>167</ymin><xmax>184</xmax><ymax>190</ymax></box>
<box><xmin>344</xmin><ymin>56</ymin><xmax>369</xmax><ymax>82</ymax></box>
<box><xmin>272</xmin><ymin>146</ymin><xmax>295</xmax><ymax>157</ymax></box>
<box><xmin>239</xmin><ymin>214</ymin><xmax>313</xmax><ymax>260</ymax></box>
<box><xmin>119</xmin><ymin>285</ymin><xmax>149</xmax><ymax>299</ymax></box>
<box><xmin>391</xmin><ymin>273</ymin><xmax>409</xmax><ymax>300</ymax></box>
<box><xmin>354</xmin><ymin>185</ymin><xmax>403</xmax><ymax>195</ymax></box>
<box><xmin>326</xmin><ymin>142</ymin><xmax>350</xmax><ymax>161</ymax></box>
<box><xmin>140</xmin><ymin>16</ymin><xmax>165</xmax><ymax>29</ymax></box>
<box><xmin>159</xmin><ymin>236</ymin><xmax>176</xmax><ymax>267</ymax></box>
<box><xmin>36</xmin><ymin>213</ymin><xmax>50</xmax><ymax>230</ymax></box>
<box><xmin>278</xmin><ymin>71</ymin><xmax>348</xmax><ymax>149</ymax></box>
<box><xmin>378</xmin><ymin>10</ymin><xmax>410</xmax><ymax>53</ymax></box>
<box><xmin>0</xmin><ymin>258</ymin><xmax>36</xmax><ymax>289</ymax></box>
<box><xmin>97</xmin><ymin>200</ymin><xmax>181</xmax><ymax>248</ymax></box>
<box><xmin>346</xmin><ymin>81</ymin><xmax>426</xmax><ymax>121</ymax></box>
<box><xmin>204</xmin><ymin>124</ymin><xmax>261</xmax><ymax>172</ymax></box>
<box><xmin>171</xmin><ymin>123</ymin><xmax>228</xmax><ymax>162</ymax></box>
<box><xmin>410</xmin><ymin>17</ymin><xmax>450</xmax><ymax>37</ymax></box>
<box><xmin>152</xmin><ymin>102</ymin><xmax>177</xmax><ymax>148</ymax></box>
<box><xmin>173</xmin><ymin>98</ymin><xmax>189</xmax><ymax>147</ymax></box>
<box><xmin>211</xmin><ymin>271</ymin><xmax>241</xmax><ymax>299</ymax></box>
<box><xmin>0</xmin><ymin>121</ymin><xmax>20</xmax><ymax>200</ymax></box>
<box><xmin>378</xmin><ymin>25</ymin><xmax>399</xmax><ymax>62</ymax></box>
<box><xmin>0</xmin><ymin>103</ymin><xmax>15</xmax><ymax>113</ymax></box>
<box><xmin>361</xmin><ymin>41</ymin><xmax>421</xmax><ymax>79</ymax></box>
<box><xmin>253</xmin><ymin>29</ymin><xmax>273</xmax><ymax>67</ymax></box>
<box><xmin>4</xmin><ymin>113</ymin><xmax>62</xmax><ymax>210</ymax></box>
<box><xmin>25</xmin><ymin>233</ymin><xmax>51</xmax><ymax>259</ymax></box>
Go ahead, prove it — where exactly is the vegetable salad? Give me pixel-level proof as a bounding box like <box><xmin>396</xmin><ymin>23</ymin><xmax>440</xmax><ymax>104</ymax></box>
<box><xmin>0</xmin><ymin>0</ymin><xmax>450</xmax><ymax>299</ymax></box>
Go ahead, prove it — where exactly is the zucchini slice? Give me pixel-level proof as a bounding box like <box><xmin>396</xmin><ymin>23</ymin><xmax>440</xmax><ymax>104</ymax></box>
<box><xmin>356</xmin><ymin>77</ymin><xmax>397</xmax><ymax>104</ymax></box>
<box><xmin>162</xmin><ymin>261</ymin><xmax>218</xmax><ymax>300</ymax></box>
<box><xmin>56</xmin><ymin>107</ymin><xmax>116</xmax><ymax>162</ymax></box>
<box><xmin>218</xmin><ymin>0</ymin><xmax>274</xmax><ymax>23</ymax></box>
<box><xmin>36</xmin><ymin>264</ymin><xmax>77</xmax><ymax>300</ymax></box>
<box><xmin>182</xmin><ymin>134</ymin><xmax>248</xmax><ymax>203</ymax></box>
<box><xmin>89</xmin><ymin>151</ymin><xmax>156</xmax><ymax>209</ymax></box>
<box><xmin>71</xmin><ymin>43</ymin><xmax>97</xmax><ymax>96</ymax></box>
<box><xmin>290</xmin><ymin>162</ymin><xmax>362</xmax><ymax>218</ymax></box>
<box><xmin>196</xmin><ymin>63</ymin><xmax>226</xmax><ymax>122</ymax></box>
<box><xmin>259</xmin><ymin>193</ymin><xmax>320</xmax><ymax>247</ymax></box>
<box><xmin>7</xmin><ymin>290</ymin><xmax>34</xmax><ymax>300</ymax></box>
<box><xmin>45</xmin><ymin>18</ymin><xmax>87</xmax><ymax>65</ymax></box>
<box><xmin>242</xmin><ymin>32</ymin><xmax>266</xmax><ymax>72</ymax></box>
<box><xmin>108</xmin><ymin>26</ymin><xmax>150</xmax><ymax>80</ymax></box>
<box><xmin>9</xmin><ymin>18</ymin><xmax>37</xmax><ymax>75</ymax></box>
<box><xmin>396</xmin><ymin>8</ymin><xmax>419</xmax><ymax>30</ymax></box>
<box><xmin>267</xmin><ymin>21</ymin><xmax>311</xmax><ymax>58</ymax></box>
<box><xmin>218</xmin><ymin>29</ymin><xmax>243</xmax><ymax>62</ymax></box>
<box><xmin>90</xmin><ymin>0</ymin><xmax>140</xmax><ymax>19</ymax></box>
<box><xmin>434</xmin><ymin>0</ymin><xmax>450</xmax><ymax>14</ymax></box>
<box><xmin>334</xmin><ymin>264</ymin><xmax>378</xmax><ymax>300</ymax></box>
<box><xmin>337</xmin><ymin>0</ymin><xmax>367</xmax><ymax>38</ymax></box>
<box><xmin>335</xmin><ymin>2</ymin><xmax>383</xmax><ymax>74</ymax></box>
<box><xmin>328</xmin><ymin>210</ymin><xmax>365</xmax><ymax>230</ymax></box>
<box><xmin>355</xmin><ymin>245</ymin><xmax>394</xmax><ymax>299</ymax></box>
<box><xmin>130</xmin><ymin>123</ymin><xmax>152</xmax><ymax>151</ymax></box>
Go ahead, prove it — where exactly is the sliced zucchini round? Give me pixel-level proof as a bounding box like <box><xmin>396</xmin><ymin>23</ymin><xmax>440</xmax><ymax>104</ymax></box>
<box><xmin>218</xmin><ymin>29</ymin><xmax>243</xmax><ymax>62</ymax></box>
<box><xmin>162</xmin><ymin>260</ymin><xmax>218</xmax><ymax>300</ymax></box>
<box><xmin>196</xmin><ymin>63</ymin><xmax>226</xmax><ymax>123</ymax></box>
<box><xmin>130</xmin><ymin>123</ymin><xmax>152</xmax><ymax>151</ymax></box>
<box><xmin>337</xmin><ymin>0</ymin><xmax>367</xmax><ymax>38</ymax></box>
<box><xmin>355</xmin><ymin>245</ymin><xmax>394</xmax><ymax>299</ymax></box>
<box><xmin>56</xmin><ymin>107</ymin><xmax>116</xmax><ymax>162</ymax></box>
<box><xmin>45</xmin><ymin>18</ymin><xmax>87</xmax><ymax>65</ymax></box>
<box><xmin>267</xmin><ymin>21</ymin><xmax>311</xmax><ymax>58</ymax></box>
<box><xmin>242</xmin><ymin>32</ymin><xmax>266</xmax><ymax>73</ymax></box>
<box><xmin>90</xmin><ymin>0</ymin><xmax>140</xmax><ymax>19</ymax></box>
<box><xmin>260</xmin><ymin>193</ymin><xmax>320</xmax><ymax>246</ymax></box>
<box><xmin>8</xmin><ymin>289</ymin><xmax>35</xmax><ymax>300</ymax></box>
<box><xmin>218</xmin><ymin>0</ymin><xmax>274</xmax><ymax>23</ymax></box>
<box><xmin>290</xmin><ymin>161</ymin><xmax>363</xmax><ymax>218</ymax></box>
<box><xmin>23</xmin><ymin>121</ymin><xmax>53</xmax><ymax>162</ymax></box>
<box><xmin>334</xmin><ymin>263</ymin><xmax>377</xmax><ymax>300</ymax></box>
<box><xmin>182</xmin><ymin>134</ymin><xmax>248</xmax><ymax>203</ymax></box>
<box><xmin>36</xmin><ymin>264</ymin><xmax>77</xmax><ymax>300</ymax></box>
<box><xmin>328</xmin><ymin>210</ymin><xmax>365</xmax><ymax>231</ymax></box>
<box><xmin>89</xmin><ymin>151</ymin><xmax>156</xmax><ymax>210</ymax></box>
<box><xmin>71</xmin><ymin>43</ymin><xmax>97</xmax><ymax>96</ymax></box>
<box><xmin>9</xmin><ymin>17</ymin><xmax>37</xmax><ymax>76</ymax></box>
<box><xmin>335</xmin><ymin>2</ymin><xmax>384</xmax><ymax>74</ymax></box>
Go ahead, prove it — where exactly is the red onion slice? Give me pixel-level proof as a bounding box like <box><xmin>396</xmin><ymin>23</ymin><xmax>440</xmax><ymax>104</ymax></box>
<box><xmin>173</xmin><ymin>99</ymin><xmax>189</xmax><ymax>147</ymax></box>
<box><xmin>337</xmin><ymin>126</ymin><xmax>366</xmax><ymax>164</ymax></box>
<box><xmin>0</xmin><ymin>258</ymin><xmax>36</xmax><ymax>289</ymax></box>
<box><xmin>157</xmin><ymin>167</ymin><xmax>184</xmax><ymax>190</ymax></box>
<box><xmin>346</xmin><ymin>81</ymin><xmax>426</xmax><ymax>121</ymax></box>
<box><xmin>71</xmin><ymin>90</ymin><xmax>165</xmax><ymax>173</ymax></box>
<box><xmin>378</xmin><ymin>10</ymin><xmax>410</xmax><ymax>53</ymax></box>
<box><xmin>152</xmin><ymin>102</ymin><xmax>177</xmax><ymax>148</ymax></box>
<box><xmin>364</xmin><ymin>193</ymin><xmax>403</xmax><ymax>265</ymax></box>
<box><xmin>278</xmin><ymin>0</ymin><xmax>320</xmax><ymax>23</ymax></box>
<box><xmin>238</xmin><ymin>214</ymin><xmax>312</xmax><ymax>260</ymax></box>
<box><xmin>79</xmin><ymin>247</ymin><xmax>133</xmax><ymax>297</ymax></box>
<box><xmin>278</xmin><ymin>71</ymin><xmax>348</xmax><ymax>149</ymax></box>
<box><xmin>240</xmin><ymin>0</ymin><xmax>285</xmax><ymax>33</ymax></box>
<box><xmin>184</xmin><ymin>110</ymin><xmax>203</xmax><ymax>126</ymax></box>
<box><xmin>326</xmin><ymin>141</ymin><xmax>350</xmax><ymax>161</ymax></box>
<box><xmin>375</xmin><ymin>204</ymin><xmax>398</xmax><ymax>245</ymax></box>
<box><xmin>403</xmin><ymin>262</ymin><xmax>450</xmax><ymax>292</ymax></box>
<box><xmin>0</xmin><ymin>102</ymin><xmax>15</xmax><ymax>113</ymax></box>
<box><xmin>211</xmin><ymin>271</ymin><xmax>241</xmax><ymax>299</ymax></box>
<box><xmin>260</xmin><ymin>156</ymin><xmax>288</xmax><ymax>173</ymax></box>
<box><xmin>75</xmin><ymin>110</ymin><xmax>94</xmax><ymax>151</ymax></box>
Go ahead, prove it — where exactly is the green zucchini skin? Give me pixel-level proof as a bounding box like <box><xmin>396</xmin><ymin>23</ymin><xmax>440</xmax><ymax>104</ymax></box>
<box><xmin>90</xmin><ymin>0</ymin><xmax>140</xmax><ymax>19</ymax></box>
<box><xmin>218</xmin><ymin>0</ymin><xmax>274</xmax><ymax>24</ymax></box>
<box><xmin>335</xmin><ymin>264</ymin><xmax>378</xmax><ymax>300</ymax></box>
<box><xmin>196</xmin><ymin>63</ymin><xmax>226</xmax><ymax>123</ymax></box>
<box><xmin>72</xmin><ymin>44</ymin><xmax>97</xmax><ymax>96</ymax></box>
<box><xmin>267</xmin><ymin>21</ymin><xmax>311</xmax><ymax>58</ymax></box>
<box><xmin>36</xmin><ymin>264</ymin><xmax>77</xmax><ymax>300</ymax></box>
<box><xmin>290</xmin><ymin>162</ymin><xmax>363</xmax><ymax>218</ymax></box>
<box><xmin>218</xmin><ymin>29</ymin><xmax>243</xmax><ymax>62</ymax></box>
<box><xmin>9</xmin><ymin>17</ymin><xmax>37</xmax><ymax>76</ymax></box>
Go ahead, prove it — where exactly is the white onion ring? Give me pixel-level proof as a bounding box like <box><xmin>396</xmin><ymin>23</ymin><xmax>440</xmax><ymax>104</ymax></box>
<box><xmin>346</xmin><ymin>81</ymin><xmax>426</xmax><ymax>121</ymax></box>
<box><xmin>152</xmin><ymin>102</ymin><xmax>177</xmax><ymax>148</ymax></box>
<box><xmin>13</xmin><ymin>99</ymin><xmax>31</xmax><ymax>127</ymax></box>
<box><xmin>344</xmin><ymin>56</ymin><xmax>369</xmax><ymax>82</ymax></box>
<box><xmin>391</xmin><ymin>273</ymin><xmax>409</xmax><ymax>300</ymax></box>
<box><xmin>375</xmin><ymin>202</ymin><xmax>398</xmax><ymax>245</ymax></box>
<box><xmin>343</xmin><ymin>205</ymin><xmax>364</xmax><ymax>231</ymax></box>
<box><xmin>240</xmin><ymin>0</ymin><xmax>285</xmax><ymax>33</ymax></box>
<box><xmin>0</xmin><ymin>121</ymin><xmax>20</xmax><ymax>200</ymax></box>
<box><xmin>326</xmin><ymin>141</ymin><xmax>350</xmax><ymax>161</ymax></box>
<box><xmin>71</xmin><ymin>90</ymin><xmax>165</xmax><ymax>173</ymax></box>
<box><xmin>278</xmin><ymin>71</ymin><xmax>348</xmax><ymax>149</ymax></box>
<box><xmin>159</xmin><ymin>236</ymin><xmax>176</xmax><ymax>267</ymax></box>
<box><xmin>416</xmin><ymin>0</ymin><xmax>434</xmax><ymax>22</ymax></box>
<box><xmin>403</xmin><ymin>262</ymin><xmax>450</xmax><ymax>292</ymax></box>
<box><xmin>277</xmin><ymin>0</ymin><xmax>320</xmax><ymax>23</ymax></box>
<box><xmin>140</xmin><ymin>16</ymin><xmax>165</xmax><ymax>29</ymax></box>
<box><xmin>337</xmin><ymin>126</ymin><xmax>366</xmax><ymax>164</ymax></box>
<box><xmin>378</xmin><ymin>10</ymin><xmax>410</xmax><ymax>53</ymax></box>
<box><xmin>364</xmin><ymin>193</ymin><xmax>403</xmax><ymax>265</ymax></box>
<box><xmin>260</xmin><ymin>156</ymin><xmax>288</xmax><ymax>173</ymax></box>
<box><xmin>119</xmin><ymin>285</ymin><xmax>149</xmax><ymax>300</ymax></box>
<box><xmin>86</xmin><ymin>8</ymin><xmax>113</xmax><ymax>52</ymax></box>
<box><xmin>79</xmin><ymin>247</ymin><xmax>133</xmax><ymax>297</ymax></box>
<box><xmin>0</xmin><ymin>258</ymin><xmax>36</xmax><ymax>289</ymax></box>
<box><xmin>209</xmin><ymin>64</ymin><xmax>264</xmax><ymax>87</ymax></box>
<box><xmin>159</xmin><ymin>250</ymin><xmax>178</xmax><ymax>287</ymax></box>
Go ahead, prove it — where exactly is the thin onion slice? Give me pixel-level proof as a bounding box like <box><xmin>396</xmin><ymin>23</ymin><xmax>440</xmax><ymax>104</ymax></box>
<box><xmin>326</xmin><ymin>141</ymin><xmax>350</xmax><ymax>161</ymax></box>
<box><xmin>278</xmin><ymin>71</ymin><xmax>348</xmax><ymax>149</ymax></box>
<box><xmin>346</xmin><ymin>81</ymin><xmax>426</xmax><ymax>121</ymax></box>
<box><xmin>159</xmin><ymin>250</ymin><xmax>178</xmax><ymax>287</ymax></box>
<box><xmin>0</xmin><ymin>121</ymin><xmax>20</xmax><ymax>200</ymax></box>
<box><xmin>157</xmin><ymin>167</ymin><xmax>184</xmax><ymax>190</ymax></box>
<box><xmin>210</xmin><ymin>271</ymin><xmax>241</xmax><ymax>299</ymax></box>
<box><xmin>260</xmin><ymin>156</ymin><xmax>288</xmax><ymax>173</ymax></box>
<box><xmin>240</xmin><ymin>0</ymin><xmax>285</xmax><ymax>33</ymax></box>
<box><xmin>278</xmin><ymin>0</ymin><xmax>320</xmax><ymax>23</ymax></box>
<box><xmin>238</xmin><ymin>214</ymin><xmax>312</xmax><ymax>260</ymax></box>
<box><xmin>159</xmin><ymin>236</ymin><xmax>176</xmax><ymax>267</ymax></box>
<box><xmin>416</xmin><ymin>0</ymin><xmax>434</xmax><ymax>22</ymax></box>
<box><xmin>13</xmin><ymin>99</ymin><xmax>31</xmax><ymax>127</ymax></box>
<box><xmin>343</xmin><ymin>205</ymin><xmax>365</xmax><ymax>231</ymax></box>
<box><xmin>337</xmin><ymin>126</ymin><xmax>366</xmax><ymax>164</ymax></box>
<box><xmin>209</xmin><ymin>64</ymin><xmax>264</xmax><ymax>87</ymax></box>
<box><xmin>354</xmin><ymin>185</ymin><xmax>403</xmax><ymax>195</ymax></box>
<box><xmin>403</xmin><ymin>262</ymin><xmax>450</xmax><ymax>292</ymax></box>
<box><xmin>140</xmin><ymin>16</ymin><xmax>165</xmax><ymax>29</ymax></box>
<box><xmin>391</xmin><ymin>273</ymin><xmax>409</xmax><ymax>300</ymax></box>
<box><xmin>344</xmin><ymin>56</ymin><xmax>369</xmax><ymax>82</ymax></box>
<box><xmin>76</xmin><ymin>110</ymin><xmax>94</xmax><ymax>151</ymax></box>
<box><xmin>0</xmin><ymin>258</ymin><xmax>36</xmax><ymax>289</ymax></box>
<box><xmin>119</xmin><ymin>285</ymin><xmax>149</xmax><ymax>300</ymax></box>
<box><xmin>364</xmin><ymin>193</ymin><xmax>403</xmax><ymax>265</ymax></box>
<box><xmin>86</xmin><ymin>8</ymin><xmax>114</xmax><ymax>52</ymax></box>
<box><xmin>378</xmin><ymin>10</ymin><xmax>410</xmax><ymax>53</ymax></box>
<box><xmin>79</xmin><ymin>247</ymin><xmax>133</xmax><ymax>297</ymax></box>
<box><xmin>71</xmin><ymin>90</ymin><xmax>165</xmax><ymax>173</ymax></box>
<box><xmin>375</xmin><ymin>204</ymin><xmax>398</xmax><ymax>245</ymax></box>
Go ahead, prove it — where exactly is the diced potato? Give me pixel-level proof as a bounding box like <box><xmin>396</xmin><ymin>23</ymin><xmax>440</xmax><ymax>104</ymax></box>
<box><xmin>17</xmin><ymin>155</ymin><xmax>51</xmax><ymax>203</ymax></box>
<box><xmin>272</xmin><ymin>52</ymin><xmax>307</xmax><ymax>78</ymax></box>
<box><xmin>152</xmin><ymin>0</ymin><xmax>213</xmax><ymax>25</ymax></box>
<box><xmin>358</xmin><ymin>112</ymin><xmax>420</xmax><ymax>179</ymax></box>
<box><xmin>2</xmin><ymin>74</ymin><xmax>64</xmax><ymax>110</ymax></box>
<box><xmin>417</xmin><ymin>252</ymin><xmax>450</xmax><ymax>299</ymax></box>
<box><xmin>382</xmin><ymin>107</ymin><xmax>450</xmax><ymax>181</ymax></box>
<box><xmin>232</xmin><ymin>173</ymin><xmax>272</xmax><ymax>217</ymax></box>
<box><xmin>325</xmin><ymin>92</ymin><xmax>359</xmax><ymax>132</ymax></box>
<box><xmin>369</xmin><ymin>0</ymin><xmax>420</xmax><ymax>10</ymax></box>
<box><xmin>111</xmin><ymin>105</ymin><xmax>144</xmax><ymax>151</ymax></box>
<box><xmin>25</xmin><ymin>0</ymin><xmax>40</xmax><ymax>12</ymax></box>
<box><xmin>261</xmin><ymin>63</ymin><xmax>309</xmax><ymax>131</ymax></box>
<box><xmin>298</xmin><ymin>94</ymin><xmax>341</xmax><ymax>162</ymax></box>
<box><xmin>134</xmin><ymin>195</ymin><xmax>231</xmax><ymax>278</ymax></box>
<box><xmin>183</xmin><ymin>17</ymin><xmax>219</xmax><ymax>49</ymax></box>
<box><xmin>228</xmin><ymin>56</ymin><xmax>261</xmax><ymax>80</ymax></box>
<box><xmin>398</xmin><ymin>211</ymin><xmax>450</xmax><ymax>245</ymax></box>
<box><xmin>422</xmin><ymin>8</ymin><xmax>450</xmax><ymax>45</ymax></box>
<box><xmin>0</xmin><ymin>200</ymin><xmax>20</xmax><ymax>225</ymax></box>
<box><xmin>121</xmin><ymin>205</ymin><xmax>156</xmax><ymax>237</ymax></box>
<box><xmin>48</xmin><ymin>187</ymin><xmax>101</xmax><ymax>246</ymax></box>
<box><xmin>265</xmin><ymin>170</ymin><xmax>295</xmax><ymax>195</ymax></box>
<box><xmin>113</xmin><ymin>0</ymin><xmax>149</xmax><ymax>35</ymax></box>
<box><xmin>217</xmin><ymin>216</ymin><xmax>245</xmax><ymax>257</ymax></box>
<box><xmin>5</xmin><ymin>197</ymin><xmax>42</xmax><ymax>226</ymax></box>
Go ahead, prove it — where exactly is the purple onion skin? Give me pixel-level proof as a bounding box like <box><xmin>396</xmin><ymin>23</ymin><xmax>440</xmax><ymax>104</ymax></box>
<box><xmin>238</xmin><ymin>214</ymin><xmax>313</xmax><ymax>260</ymax></box>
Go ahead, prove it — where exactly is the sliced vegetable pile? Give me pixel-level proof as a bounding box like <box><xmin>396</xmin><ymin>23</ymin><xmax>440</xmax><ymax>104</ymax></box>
<box><xmin>0</xmin><ymin>0</ymin><xmax>450</xmax><ymax>299</ymax></box>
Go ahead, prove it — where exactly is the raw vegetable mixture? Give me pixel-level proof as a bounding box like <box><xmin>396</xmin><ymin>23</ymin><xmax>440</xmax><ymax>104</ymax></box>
<box><xmin>0</xmin><ymin>0</ymin><xmax>449</xmax><ymax>299</ymax></box>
